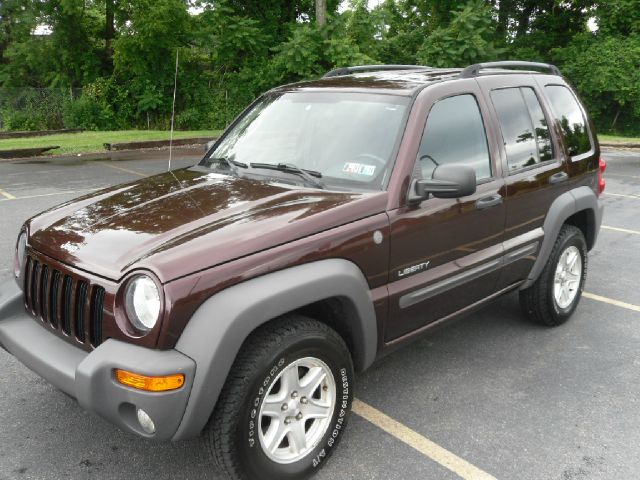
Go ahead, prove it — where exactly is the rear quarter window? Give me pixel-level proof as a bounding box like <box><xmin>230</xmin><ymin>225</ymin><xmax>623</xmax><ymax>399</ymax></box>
<box><xmin>544</xmin><ymin>85</ymin><xmax>592</xmax><ymax>157</ymax></box>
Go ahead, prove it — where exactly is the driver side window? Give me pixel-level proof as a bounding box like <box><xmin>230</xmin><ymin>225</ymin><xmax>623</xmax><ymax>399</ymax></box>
<box><xmin>416</xmin><ymin>94</ymin><xmax>491</xmax><ymax>180</ymax></box>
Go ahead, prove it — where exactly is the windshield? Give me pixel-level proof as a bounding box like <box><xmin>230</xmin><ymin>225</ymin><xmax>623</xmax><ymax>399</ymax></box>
<box><xmin>203</xmin><ymin>91</ymin><xmax>411</xmax><ymax>191</ymax></box>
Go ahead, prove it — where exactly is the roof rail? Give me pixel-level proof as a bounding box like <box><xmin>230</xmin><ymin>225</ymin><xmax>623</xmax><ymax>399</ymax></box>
<box><xmin>323</xmin><ymin>65</ymin><xmax>431</xmax><ymax>78</ymax></box>
<box><xmin>460</xmin><ymin>61</ymin><xmax>562</xmax><ymax>78</ymax></box>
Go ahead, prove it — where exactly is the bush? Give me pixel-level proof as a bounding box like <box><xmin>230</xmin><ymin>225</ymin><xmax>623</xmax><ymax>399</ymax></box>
<box><xmin>175</xmin><ymin>107</ymin><xmax>210</xmax><ymax>130</ymax></box>
<box><xmin>1</xmin><ymin>110</ymin><xmax>44</xmax><ymax>131</ymax></box>
<box><xmin>62</xmin><ymin>96</ymin><xmax>116</xmax><ymax>131</ymax></box>
<box><xmin>0</xmin><ymin>88</ymin><xmax>68</xmax><ymax>131</ymax></box>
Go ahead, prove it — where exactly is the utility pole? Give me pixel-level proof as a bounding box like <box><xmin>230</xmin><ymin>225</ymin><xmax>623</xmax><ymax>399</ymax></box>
<box><xmin>316</xmin><ymin>0</ymin><xmax>327</xmax><ymax>26</ymax></box>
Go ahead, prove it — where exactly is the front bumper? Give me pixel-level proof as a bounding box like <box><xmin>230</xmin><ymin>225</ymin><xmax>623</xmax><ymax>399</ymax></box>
<box><xmin>0</xmin><ymin>280</ymin><xmax>195</xmax><ymax>441</ymax></box>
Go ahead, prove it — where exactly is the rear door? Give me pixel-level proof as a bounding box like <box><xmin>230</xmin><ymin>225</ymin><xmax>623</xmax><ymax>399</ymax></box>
<box><xmin>385</xmin><ymin>80</ymin><xmax>506</xmax><ymax>342</ymax></box>
<box><xmin>477</xmin><ymin>75</ymin><xmax>570</xmax><ymax>289</ymax></box>
<box><xmin>537</xmin><ymin>81</ymin><xmax>600</xmax><ymax>189</ymax></box>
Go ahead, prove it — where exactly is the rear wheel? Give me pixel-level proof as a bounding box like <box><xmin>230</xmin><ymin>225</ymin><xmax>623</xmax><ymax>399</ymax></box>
<box><xmin>519</xmin><ymin>225</ymin><xmax>587</xmax><ymax>326</ymax></box>
<box><xmin>206</xmin><ymin>315</ymin><xmax>354</xmax><ymax>480</ymax></box>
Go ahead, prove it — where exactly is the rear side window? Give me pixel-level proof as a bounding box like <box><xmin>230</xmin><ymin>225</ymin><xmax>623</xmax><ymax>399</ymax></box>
<box><xmin>491</xmin><ymin>87</ymin><xmax>553</xmax><ymax>172</ymax></box>
<box><xmin>544</xmin><ymin>85</ymin><xmax>592</xmax><ymax>156</ymax></box>
<box><xmin>417</xmin><ymin>94</ymin><xmax>491</xmax><ymax>180</ymax></box>
<box><xmin>521</xmin><ymin>89</ymin><xmax>553</xmax><ymax>162</ymax></box>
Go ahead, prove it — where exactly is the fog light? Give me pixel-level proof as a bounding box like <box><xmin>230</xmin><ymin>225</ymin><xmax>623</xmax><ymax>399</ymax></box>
<box><xmin>137</xmin><ymin>408</ymin><xmax>156</xmax><ymax>434</ymax></box>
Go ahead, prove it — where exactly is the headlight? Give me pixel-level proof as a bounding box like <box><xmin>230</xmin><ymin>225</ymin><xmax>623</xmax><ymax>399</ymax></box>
<box><xmin>124</xmin><ymin>274</ymin><xmax>161</xmax><ymax>333</ymax></box>
<box><xmin>14</xmin><ymin>231</ymin><xmax>27</xmax><ymax>278</ymax></box>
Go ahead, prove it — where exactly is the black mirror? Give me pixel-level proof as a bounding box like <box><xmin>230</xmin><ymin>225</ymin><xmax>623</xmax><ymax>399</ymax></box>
<box><xmin>409</xmin><ymin>164</ymin><xmax>477</xmax><ymax>203</ymax></box>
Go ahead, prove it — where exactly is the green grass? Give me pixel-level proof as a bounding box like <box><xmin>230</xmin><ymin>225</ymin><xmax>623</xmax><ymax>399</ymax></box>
<box><xmin>598</xmin><ymin>134</ymin><xmax>640</xmax><ymax>144</ymax></box>
<box><xmin>0</xmin><ymin>130</ymin><xmax>222</xmax><ymax>155</ymax></box>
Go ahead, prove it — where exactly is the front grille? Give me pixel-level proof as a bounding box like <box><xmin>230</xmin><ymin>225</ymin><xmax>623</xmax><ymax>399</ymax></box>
<box><xmin>23</xmin><ymin>255</ymin><xmax>105</xmax><ymax>348</ymax></box>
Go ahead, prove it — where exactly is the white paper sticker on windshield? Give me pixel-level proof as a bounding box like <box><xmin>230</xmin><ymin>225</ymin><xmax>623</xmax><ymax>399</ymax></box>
<box><xmin>343</xmin><ymin>163</ymin><xmax>376</xmax><ymax>176</ymax></box>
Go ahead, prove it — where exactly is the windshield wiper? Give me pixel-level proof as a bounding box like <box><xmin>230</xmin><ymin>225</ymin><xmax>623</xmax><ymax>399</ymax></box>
<box><xmin>250</xmin><ymin>162</ymin><xmax>325</xmax><ymax>189</ymax></box>
<box><xmin>205</xmin><ymin>157</ymin><xmax>248</xmax><ymax>176</ymax></box>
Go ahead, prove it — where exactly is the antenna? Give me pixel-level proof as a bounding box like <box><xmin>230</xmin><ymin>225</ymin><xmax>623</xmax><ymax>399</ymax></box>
<box><xmin>168</xmin><ymin>49</ymin><xmax>179</xmax><ymax>172</ymax></box>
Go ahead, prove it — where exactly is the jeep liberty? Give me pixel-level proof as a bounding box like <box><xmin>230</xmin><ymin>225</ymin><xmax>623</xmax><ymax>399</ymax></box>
<box><xmin>0</xmin><ymin>62</ymin><xmax>605</xmax><ymax>480</ymax></box>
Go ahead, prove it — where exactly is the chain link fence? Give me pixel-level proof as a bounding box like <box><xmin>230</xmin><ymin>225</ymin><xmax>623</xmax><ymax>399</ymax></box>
<box><xmin>0</xmin><ymin>88</ymin><xmax>82</xmax><ymax>131</ymax></box>
<box><xmin>0</xmin><ymin>87</ymin><xmax>246</xmax><ymax>132</ymax></box>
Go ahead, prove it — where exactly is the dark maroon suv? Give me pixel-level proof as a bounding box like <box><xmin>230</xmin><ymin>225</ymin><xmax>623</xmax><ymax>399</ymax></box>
<box><xmin>0</xmin><ymin>62</ymin><xmax>605</xmax><ymax>480</ymax></box>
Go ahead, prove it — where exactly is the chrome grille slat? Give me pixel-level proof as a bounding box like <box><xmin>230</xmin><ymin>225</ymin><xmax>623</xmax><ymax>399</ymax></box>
<box><xmin>23</xmin><ymin>254</ymin><xmax>104</xmax><ymax>349</ymax></box>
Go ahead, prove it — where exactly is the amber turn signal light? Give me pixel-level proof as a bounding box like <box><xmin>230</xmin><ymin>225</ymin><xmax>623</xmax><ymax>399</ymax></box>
<box><xmin>115</xmin><ymin>369</ymin><xmax>185</xmax><ymax>392</ymax></box>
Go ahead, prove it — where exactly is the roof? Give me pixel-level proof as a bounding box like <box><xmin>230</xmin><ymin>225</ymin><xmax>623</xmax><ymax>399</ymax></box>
<box><xmin>274</xmin><ymin>68</ymin><xmax>463</xmax><ymax>97</ymax></box>
<box><xmin>272</xmin><ymin>62</ymin><xmax>562</xmax><ymax>97</ymax></box>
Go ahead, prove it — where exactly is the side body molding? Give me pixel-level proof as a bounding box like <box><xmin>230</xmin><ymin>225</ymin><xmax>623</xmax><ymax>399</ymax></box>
<box><xmin>172</xmin><ymin>259</ymin><xmax>378</xmax><ymax>440</ymax></box>
<box><xmin>521</xmin><ymin>186</ymin><xmax>603</xmax><ymax>289</ymax></box>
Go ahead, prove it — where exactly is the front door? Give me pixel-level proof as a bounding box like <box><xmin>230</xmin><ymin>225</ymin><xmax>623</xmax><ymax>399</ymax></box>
<box><xmin>385</xmin><ymin>81</ymin><xmax>506</xmax><ymax>342</ymax></box>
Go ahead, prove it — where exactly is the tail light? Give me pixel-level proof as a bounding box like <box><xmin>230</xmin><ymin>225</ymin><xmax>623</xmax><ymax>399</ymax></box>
<box><xmin>597</xmin><ymin>157</ymin><xmax>606</xmax><ymax>196</ymax></box>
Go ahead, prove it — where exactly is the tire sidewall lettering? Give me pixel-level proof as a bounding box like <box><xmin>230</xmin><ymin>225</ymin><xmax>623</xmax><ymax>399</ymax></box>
<box><xmin>247</xmin><ymin>356</ymin><xmax>286</xmax><ymax>449</ymax></box>
<box><xmin>313</xmin><ymin>367</ymin><xmax>351</xmax><ymax>469</ymax></box>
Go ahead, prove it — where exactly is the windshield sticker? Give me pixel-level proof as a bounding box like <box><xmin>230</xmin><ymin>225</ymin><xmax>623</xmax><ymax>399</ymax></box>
<box><xmin>343</xmin><ymin>163</ymin><xmax>376</xmax><ymax>176</ymax></box>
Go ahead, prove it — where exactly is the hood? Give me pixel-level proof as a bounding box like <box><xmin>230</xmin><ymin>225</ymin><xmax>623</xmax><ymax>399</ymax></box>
<box><xmin>28</xmin><ymin>167</ymin><xmax>387</xmax><ymax>282</ymax></box>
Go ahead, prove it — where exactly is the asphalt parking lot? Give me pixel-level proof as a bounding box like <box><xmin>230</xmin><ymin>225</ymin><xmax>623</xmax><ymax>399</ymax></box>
<box><xmin>0</xmin><ymin>148</ymin><xmax>638</xmax><ymax>480</ymax></box>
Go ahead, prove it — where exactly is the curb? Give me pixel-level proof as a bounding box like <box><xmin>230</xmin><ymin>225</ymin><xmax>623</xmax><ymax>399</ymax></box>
<box><xmin>104</xmin><ymin>137</ymin><xmax>213</xmax><ymax>151</ymax></box>
<box><xmin>0</xmin><ymin>144</ymin><xmax>206</xmax><ymax>162</ymax></box>
<box><xmin>0</xmin><ymin>129</ymin><xmax>83</xmax><ymax>140</ymax></box>
<box><xmin>0</xmin><ymin>146</ymin><xmax>59</xmax><ymax>159</ymax></box>
<box><xmin>600</xmin><ymin>142</ymin><xmax>640</xmax><ymax>149</ymax></box>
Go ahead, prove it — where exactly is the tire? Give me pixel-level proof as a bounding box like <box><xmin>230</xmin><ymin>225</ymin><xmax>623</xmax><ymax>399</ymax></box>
<box><xmin>519</xmin><ymin>224</ymin><xmax>588</xmax><ymax>326</ymax></box>
<box><xmin>205</xmin><ymin>315</ymin><xmax>355</xmax><ymax>480</ymax></box>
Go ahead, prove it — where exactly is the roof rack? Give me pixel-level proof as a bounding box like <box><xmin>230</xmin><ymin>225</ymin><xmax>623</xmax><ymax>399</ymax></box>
<box><xmin>460</xmin><ymin>61</ymin><xmax>562</xmax><ymax>78</ymax></box>
<box><xmin>323</xmin><ymin>64</ymin><xmax>431</xmax><ymax>78</ymax></box>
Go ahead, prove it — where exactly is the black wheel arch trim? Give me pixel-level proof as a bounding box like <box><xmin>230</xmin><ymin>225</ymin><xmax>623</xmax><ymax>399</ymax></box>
<box><xmin>521</xmin><ymin>186</ymin><xmax>603</xmax><ymax>290</ymax></box>
<box><xmin>171</xmin><ymin>258</ymin><xmax>377</xmax><ymax>441</ymax></box>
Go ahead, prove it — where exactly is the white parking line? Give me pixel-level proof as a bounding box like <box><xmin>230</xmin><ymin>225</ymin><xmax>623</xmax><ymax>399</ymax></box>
<box><xmin>605</xmin><ymin>192</ymin><xmax>640</xmax><ymax>200</ymax></box>
<box><xmin>98</xmin><ymin>162</ymin><xmax>147</xmax><ymax>177</ymax></box>
<box><xmin>353</xmin><ymin>399</ymin><xmax>498</xmax><ymax>480</ymax></box>
<box><xmin>583</xmin><ymin>292</ymin><xmax>640</xmax><ymax>313</ymax></box>
<box><xmin>0</xmin><ymin>188</ymin><xmax>100</xmax><ymax>201</ymax></box>
<box><xmin>605</xmin><ymin>172</ymin><xmax>640</xmax><ymax>180</ymax></box>
<box><xmin>601</xmin><ymin>225</ymin><xmax>640</xmax><ymax>235</ymax></box>
<box><xmin>0</xmin><ymin>188</ymin><xmax>16</xmax><ymax>200</ymax></box>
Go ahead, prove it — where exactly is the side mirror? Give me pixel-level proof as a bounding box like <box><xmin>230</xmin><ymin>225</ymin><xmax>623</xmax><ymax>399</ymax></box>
<box><xmin>408</xmin><ymin>164</ymin><xmax>477</xmax><ymax>203</ymax></box>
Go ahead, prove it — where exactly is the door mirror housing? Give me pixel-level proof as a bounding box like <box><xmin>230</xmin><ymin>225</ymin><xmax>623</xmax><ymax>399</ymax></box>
<box><xmin>408</xmin><ymin>164</ymin><xmax>477</xmax><ymax>203</ymax></box>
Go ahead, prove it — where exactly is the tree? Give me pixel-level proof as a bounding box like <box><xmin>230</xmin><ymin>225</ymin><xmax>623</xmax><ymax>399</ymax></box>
<box><xmin>1</xmin><ymin>0</ymin><xmax>639</xmax><ymax>134</ymax></box>
<box><xmin>595</xmin><ymin>0</ymin><xmax>640</xmax><ymax>36</ymax></box>
<box><xmin>113</xmin><ymin>0</ymin><xmax>190</xmax><ymax>92</ymax></box>
<box><xmin>208</xmin><ymin>0</ymin><xmax>339</xmax><ymax>42</ymax></box>
<box><xmin>0</xmin><ymin>0</ymin><xmax>35</xmax><ymax>68</ymax></box>
<box><xmin>316</xmin><ymin>0</ymin><xmax>327</xmax><ymax>26</ymax></box>
<box><xmin>417</xmin><ymin>1</ymin><xmax>503</xmax><ymax>67</ymax></box>
<box><xmin>555</xmin><ymin>33</ymin><xmax>640</xmax><ymax>134</ymax></box>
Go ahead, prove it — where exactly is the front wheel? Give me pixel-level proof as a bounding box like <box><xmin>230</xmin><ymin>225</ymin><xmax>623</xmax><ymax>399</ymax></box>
<box><xmin>520</xmin><ymin>224</ymin><xmax>588</xmax><ymax>326</ymax></box>
<box><xmin>206</xmin><ymin>315</ymin><xmax>355</xmax><ymax>480</ymax></box>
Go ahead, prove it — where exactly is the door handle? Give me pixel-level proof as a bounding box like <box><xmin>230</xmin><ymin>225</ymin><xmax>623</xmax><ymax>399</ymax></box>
<box><xmin>475</xmin><ymin>194</ymin><xmax>503</xmax><ymax>210</ymax></box>
<box><xmin>549</xmin><ymin>171</ymin><xmax>569</xmax><ymax>185</ymax></box>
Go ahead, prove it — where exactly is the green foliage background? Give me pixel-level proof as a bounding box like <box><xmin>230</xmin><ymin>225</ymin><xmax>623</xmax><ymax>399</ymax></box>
<box><xmin>0</xmin><ymin>0</ymin><xmax>638</xmax><ymax>134</ymax></box>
